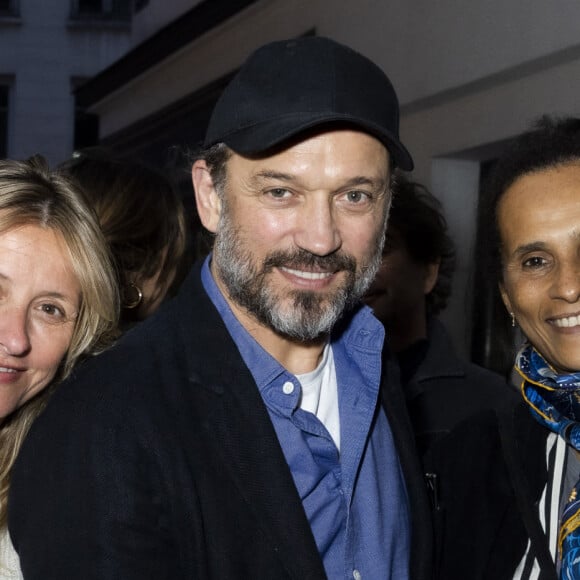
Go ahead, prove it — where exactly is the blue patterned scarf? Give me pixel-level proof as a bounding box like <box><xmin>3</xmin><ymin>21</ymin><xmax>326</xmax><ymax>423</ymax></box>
<box><xmin>515</xmin><ymin>344</ymin><xmax>580</xmax><ymax>577</ymax></box>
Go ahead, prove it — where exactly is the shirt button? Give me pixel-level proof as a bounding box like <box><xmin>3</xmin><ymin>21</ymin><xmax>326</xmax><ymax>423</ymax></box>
<box><xmin>282</xmin><ymin>381</ymin><xmax>294</xmax><ymax>395</ymax></box>
<box><xmin>353</xmin><ymin>570</ymin><xmax>362</xmax><ymax>580</ymax></box>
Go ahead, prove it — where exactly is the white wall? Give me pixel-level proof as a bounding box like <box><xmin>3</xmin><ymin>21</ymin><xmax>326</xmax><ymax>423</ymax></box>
<box><xmin>339</xmin><ymin>0</ymin><xmax>580</xmax><ymax>104</ymax></box>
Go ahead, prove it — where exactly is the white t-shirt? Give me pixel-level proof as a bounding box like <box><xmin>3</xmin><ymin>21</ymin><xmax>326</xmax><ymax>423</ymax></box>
<box><xmin>296</xmin><ymin>343</ymin><xmax>341</xmax><ymax>450</ymax></box>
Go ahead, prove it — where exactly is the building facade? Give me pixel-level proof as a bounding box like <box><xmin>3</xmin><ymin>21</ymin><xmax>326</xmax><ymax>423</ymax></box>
<box><xmin>0</xmin><ymin>0</ymin><xmax>132</xmax><ymax>164</ymax></box>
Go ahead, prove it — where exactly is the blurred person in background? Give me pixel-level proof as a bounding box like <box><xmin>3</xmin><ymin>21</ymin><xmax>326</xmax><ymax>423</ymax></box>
<box><xmin>60</xmin><ymin>148</ymin><xmax>188</xmax><ymax>328</ymax></box>
<box><xmin>364</xmin><ymin>175</ymin><xmax>515</xmax><ymax>455</ymax></box>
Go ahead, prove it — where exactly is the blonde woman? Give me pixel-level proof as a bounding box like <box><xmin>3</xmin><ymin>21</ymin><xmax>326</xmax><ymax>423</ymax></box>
<box><xmin>0</xmin><ymin>156</ymin><xmax>119</xmax><ymax>578</ymax></box>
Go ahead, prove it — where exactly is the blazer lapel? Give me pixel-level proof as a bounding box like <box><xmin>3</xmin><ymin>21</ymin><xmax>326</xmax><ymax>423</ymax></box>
<box><xmin>177</xmin><ymin>265</ymin><xmax>325</xmax><ymax>579</ymax></box>
<box><xmin>205</xmin><ymin>377</ymin><xmax>325</xmax><ymax>579</ymax></box>
<box><xmin>380</xmin><ymin>349</ymin><xmax>434</xmax><ymax>580</ymax></box>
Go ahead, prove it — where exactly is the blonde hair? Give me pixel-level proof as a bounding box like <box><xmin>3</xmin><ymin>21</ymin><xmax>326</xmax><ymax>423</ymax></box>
<box><xmin>0</xmin><ymin>155</ymin><xmax>120</xmax><ymax>526</ymax></box>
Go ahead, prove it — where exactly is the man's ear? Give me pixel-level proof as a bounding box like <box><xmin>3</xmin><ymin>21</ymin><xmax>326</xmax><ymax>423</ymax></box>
<box><xmin>423</xmin><ymin>259</ymin><xmax>440</xmax><ymax>295</ymax></box>
<box><xmin>192</xmin><ymin>160</ymin><xmax>222</xmax><ymax>234</ymax></box>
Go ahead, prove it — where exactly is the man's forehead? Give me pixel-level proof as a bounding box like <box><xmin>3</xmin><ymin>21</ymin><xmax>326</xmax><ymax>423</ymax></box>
<box><xmin>227</xmin><ymin>128</ymin><xmax>391</xmax><ymax>176</ymax></box>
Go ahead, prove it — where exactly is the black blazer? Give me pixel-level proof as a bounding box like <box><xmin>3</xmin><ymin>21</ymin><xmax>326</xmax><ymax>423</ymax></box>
<box><xmin>424</xmin><ymin>402</ymin><xmax>557</xmax><ymax>580</ymax></box>
<box><xmin>402</xmin><ymin>317</ymin><xmax>519</xmax><ymax>455</ymax></box>
<box><xmin>9</xmin><ymin>262</ymin><xmax>433</xmax><ymax>579</ymax></box>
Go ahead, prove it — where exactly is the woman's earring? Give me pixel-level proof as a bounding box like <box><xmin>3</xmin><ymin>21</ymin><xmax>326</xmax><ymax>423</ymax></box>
<box><xmin>124</xmin><ymin>282</ymin><xmax>143</xmax><ymax>309</ymax></box>
<box><xmin>510</xmin><ymin>312</ymin><xmax>516</xmax><ymax>327</ymax></box>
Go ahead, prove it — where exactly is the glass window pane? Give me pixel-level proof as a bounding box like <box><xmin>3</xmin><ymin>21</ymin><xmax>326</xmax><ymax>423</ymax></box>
<box><xmin>78</xmin><ymin>0</ymin><xmax>102</xmax><ymax>12</ymax></box>
<box><xmin>72</xmin><ymin>0</ymin><xmax>130</xmax><ymax>20</ymax></box>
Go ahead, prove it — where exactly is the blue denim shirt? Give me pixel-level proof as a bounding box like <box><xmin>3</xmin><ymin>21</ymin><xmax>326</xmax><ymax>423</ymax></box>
<box><xmin>202</xmin><ymin>256</ymin><xmax>410</xmax><ymax>579</ymax></box>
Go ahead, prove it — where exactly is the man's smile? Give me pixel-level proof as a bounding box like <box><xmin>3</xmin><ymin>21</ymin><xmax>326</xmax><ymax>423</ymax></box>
<box><xmin>279</xmin><ymin>266</ymin><xmax>335</xmax><ymax>281</ymax></box>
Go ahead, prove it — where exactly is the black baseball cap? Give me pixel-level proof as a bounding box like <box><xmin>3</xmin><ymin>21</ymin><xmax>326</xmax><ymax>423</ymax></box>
<box><xmin>203</xmin><ymin>36</ymin><xmax>413</xmax><ymax>170</ymax></box>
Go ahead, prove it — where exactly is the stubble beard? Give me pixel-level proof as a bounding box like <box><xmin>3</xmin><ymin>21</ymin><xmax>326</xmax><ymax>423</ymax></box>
<box><xmin>212</xmin><ymin>204</ymin><xmax>386</xmax><ymax>342</ymax></box>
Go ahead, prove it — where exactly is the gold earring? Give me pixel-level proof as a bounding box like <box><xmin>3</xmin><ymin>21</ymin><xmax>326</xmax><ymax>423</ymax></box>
<box><xmin>124</xmin><ymin>283</ymin><xmax>143</xmax><ymax>309</ymax></box>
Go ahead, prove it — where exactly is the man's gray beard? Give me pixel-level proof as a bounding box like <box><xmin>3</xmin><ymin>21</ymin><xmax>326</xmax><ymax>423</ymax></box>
<box><xmin>212</xmin><ymin>208</ymin><xmax>385</xmax><ymax>342</ymax></box>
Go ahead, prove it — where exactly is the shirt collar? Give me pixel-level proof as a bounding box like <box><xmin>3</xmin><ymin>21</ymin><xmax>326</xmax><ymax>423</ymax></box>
<box><xmin>201</xmin><ymin>255</ymin><xmax>286</xmax><ymax>391</ymax></box>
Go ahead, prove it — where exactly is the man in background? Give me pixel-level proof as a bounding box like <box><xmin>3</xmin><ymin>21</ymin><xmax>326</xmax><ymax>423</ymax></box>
<box><xmin>365</xmin><ymin>175</ymin><xmax>516</xmax><ymax>454</ymax></box>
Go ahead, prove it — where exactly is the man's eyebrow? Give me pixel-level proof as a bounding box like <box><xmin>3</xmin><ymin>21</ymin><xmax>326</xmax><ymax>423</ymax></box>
<box><xmin>252</xmin><ymin>170</ymin><xmax>387</xmax><ymax>190</ymax></box>
<box><xmin>341</xmin><ymin>176</ymin><xmax>388</xmax><ymax>190</ymax></box>
<box><xmin>252</xmin><ymin>170</ymin><xmax>297</xmax><ymax>182</ymax></box>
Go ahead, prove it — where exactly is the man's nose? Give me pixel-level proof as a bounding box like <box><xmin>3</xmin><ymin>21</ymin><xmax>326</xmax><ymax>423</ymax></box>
<box><xmin>294</xmin><ymin>198</ymin><xmax>342</xmax><ymax>257</ymax></box>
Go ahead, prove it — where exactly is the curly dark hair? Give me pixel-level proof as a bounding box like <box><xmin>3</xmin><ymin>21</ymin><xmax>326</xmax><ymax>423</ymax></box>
<box><xmin>388</xmin><ymin>174</ymin><xmax>456</xmax><ymax>315</ymax></box>
<box><xmin>481</xmin><ymin>115</ymin><xmax>580</xmax><ymax>280</ymax></box>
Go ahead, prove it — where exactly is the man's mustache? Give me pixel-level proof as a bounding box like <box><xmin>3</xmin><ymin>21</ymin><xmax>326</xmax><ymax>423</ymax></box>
<box><xmin>262</xmin><ymin>249</ymin><xmax>356</xmax><ymax>274</ymax></box>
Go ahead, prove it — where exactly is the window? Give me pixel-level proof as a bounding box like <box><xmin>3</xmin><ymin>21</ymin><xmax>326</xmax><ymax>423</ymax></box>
<box><xmin>133</xmin><ymin>0</ymin><xmax>148</xmax><ymax>13</ymax></box>
<box><xmin>79</xmin><ymin>0</ymin><xmax>103</xmax><ymax>12</ymax></box>
<box><xmin>0</xmin><ymin>0</ymin><xmax>18</xmax><ymax>17</ymax></box>
<box><xmin>0</xmin><ymin>84</ymin><xmax>9</xmax><ymax>158</ymax></box>
<box><xmin>70</xmin><ymin>0</ymin><xmax>130</xmax><ymax>21</ymax></box>
<box><xmin>72</xmin><ymin>78</ymin><xmax>99</xmax><ymax>151</ymax></box>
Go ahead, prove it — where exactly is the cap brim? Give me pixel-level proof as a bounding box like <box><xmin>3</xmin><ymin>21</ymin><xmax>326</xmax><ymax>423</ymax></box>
<box><xmin>209</xmin><ymin>113</ymin><xmax>414</xmax><ymax>171</ymax></box>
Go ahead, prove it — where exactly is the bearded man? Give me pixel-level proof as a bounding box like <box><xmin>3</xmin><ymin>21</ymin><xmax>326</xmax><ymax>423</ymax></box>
<box><xmin>10</xmin><ymin>37</ymin><xmax>434</xmax><ymax>580</ymax></box>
